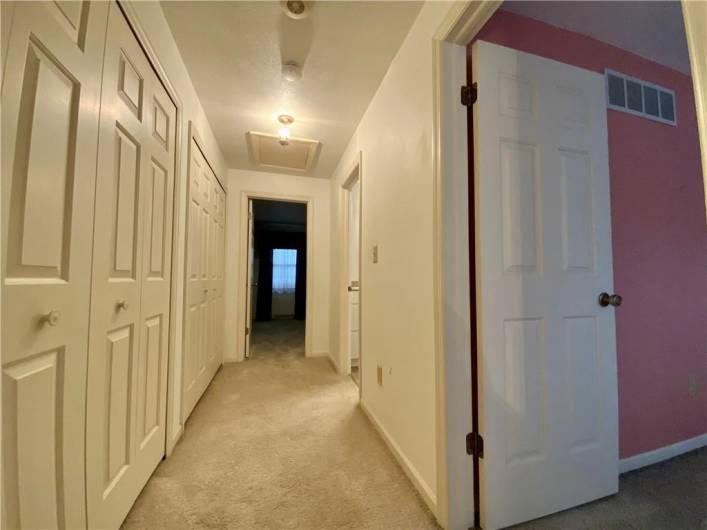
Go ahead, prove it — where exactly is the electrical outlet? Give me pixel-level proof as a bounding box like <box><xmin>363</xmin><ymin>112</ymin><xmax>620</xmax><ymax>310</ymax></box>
<box><xmin>372</xmin><ymin>245</ymin><xmax>379</xmax><ymax>263</ymax></box>
<box><xmin>688</xmin><ymin>374</ymin><xmax>698</xmax><ymax>396</ymax></box>
<box><xmin>377</xmin><ymin>365</ymin><xmax>383</xmax><ymax>386</ymax></box>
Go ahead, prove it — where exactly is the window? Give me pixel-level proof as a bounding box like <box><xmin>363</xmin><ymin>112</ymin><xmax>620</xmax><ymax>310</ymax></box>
<box><xmin>606</xmin><ymin>70</ymin><xmax>676</xmax><ymax>125</ymax></box>
<box><xmin>272</xmin><ymin>249</ymin><xmax>297</xmax><ymax>294</ymax></box>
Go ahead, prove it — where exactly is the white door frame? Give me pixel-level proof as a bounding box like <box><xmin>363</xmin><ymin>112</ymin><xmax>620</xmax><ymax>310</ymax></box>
<box><xmin>339</xmin><ymin>152</ymin><xmax>362</xmax><ymax>391</ymax></box>
<box><xmin>431</xmin><ymin>2</ymin><xmax>501</xmax><ymax>529</ymax></box>
<box><xmin>236</xmin><ymin>191</ymin><xmax>314</xmax><ymax>359</ymax></box>
<box><xmin>114</xmin><ymin>1</ymin><xmax>186</xmax><ymax>457</ymax></box>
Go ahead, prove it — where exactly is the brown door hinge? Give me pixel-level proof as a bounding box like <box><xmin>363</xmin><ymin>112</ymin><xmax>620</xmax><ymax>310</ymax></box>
<box><xmin>461</xmin><ymin>83</ymin><xmax>478</xmax><ymax>106</ymax></box>
<box><xmin>466</xmin><ymin>431</ymin><xmax>484</xmax><ymax>458</ymax></box>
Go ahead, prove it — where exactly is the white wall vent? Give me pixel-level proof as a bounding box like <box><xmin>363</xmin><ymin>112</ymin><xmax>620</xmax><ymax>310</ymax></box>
<box><xmin>606</xmin><ymin>69</ymin><xmax>676</xmax><ymax>126</ymax></box>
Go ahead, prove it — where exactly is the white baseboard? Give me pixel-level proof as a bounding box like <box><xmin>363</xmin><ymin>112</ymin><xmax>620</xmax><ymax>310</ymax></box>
<box><xmin>619</xmin><ymin>433</ymin><xmax>707</xmax><ymax>473</ymax></box>
<box><xmin>306</xmin><ymin>350</ymin><xmax>330</xmax><ymax>359</ymax></box>
<box><xmin>326</xmin><ymin>352</ymin><xmax>340</xmax><ymax>372</ymax></box>
<box><xmin>165</xmin><ymin>425</ymin><xmax>183</xmax><ymax>457</ymax></box>
<box><xmin>359</xmin><ymin>400</ymin><xmax>438</xmax><ymax>517</ymax></box>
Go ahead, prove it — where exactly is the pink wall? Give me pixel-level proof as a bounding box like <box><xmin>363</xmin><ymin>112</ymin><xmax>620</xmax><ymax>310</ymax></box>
<box><xmin>472</xmin><ymin>10</ymin><xmax>707</xmax><ymax>459</ymax></box>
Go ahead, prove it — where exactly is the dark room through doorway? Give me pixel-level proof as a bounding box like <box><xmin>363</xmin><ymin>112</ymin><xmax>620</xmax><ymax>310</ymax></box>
<box><xmin>246</xmin><ymin>199</ymin><xmax>307</xmax><ymax>360</ymax></box>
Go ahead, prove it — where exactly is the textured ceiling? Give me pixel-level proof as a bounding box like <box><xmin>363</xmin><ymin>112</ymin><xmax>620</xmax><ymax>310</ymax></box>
<box><xmin>502</xmin><ymin>1</ymin><xmax>690</xmax><ymax>74</ymax></box>
<box><xmin>161</xmin><ymin>1</ymin><xmax>423</xmax><ymax>178</ymax></box>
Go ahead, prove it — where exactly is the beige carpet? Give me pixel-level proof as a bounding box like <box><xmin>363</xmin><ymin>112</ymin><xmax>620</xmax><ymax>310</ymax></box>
<box><xmin>122</xmin><ymin>348</ymin><xmax>439</xmax><ymax>529</ymax></box>
<box><xmin>249</xmin><ymin>319</ymin><xmax>306</xmax><ymax>361</ymax></box>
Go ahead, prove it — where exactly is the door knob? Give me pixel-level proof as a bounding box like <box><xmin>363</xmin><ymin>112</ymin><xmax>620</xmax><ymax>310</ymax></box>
<box><xmin>41</xmin><ymin>309</ymin><xmax>61</xmax><ymax>326</ymax></box>
<box><xmin>117</xmin><ymin>300</ymin><xmax>129</xmax><ymax>311</ymax></box>
<box><xmin>598</xmin><ymin>292</ymin><xmax>622</xmax><ymax>307</ymax></box>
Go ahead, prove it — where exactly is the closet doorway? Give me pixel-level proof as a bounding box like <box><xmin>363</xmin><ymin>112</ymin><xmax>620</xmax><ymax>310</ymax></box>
<box><xmin>244</xmin><ymin>198</ymin><xmax>311</xmax><ymax>360</ymax></box>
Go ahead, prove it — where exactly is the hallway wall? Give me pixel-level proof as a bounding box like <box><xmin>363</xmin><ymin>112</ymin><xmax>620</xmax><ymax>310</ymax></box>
<box><xmin>330</xmin><ymin>1</ymin><xmax>456</xmax><ymax>514</ymax></box>
<box><xmin>225</xmin><ymin>169</ymin><xmax>331</xmax><ymax>361</ymax></box>
<box><xmin>123</xmin><ymin>2</ymin><xmax>228</xmax><ymax>451</ymax></box>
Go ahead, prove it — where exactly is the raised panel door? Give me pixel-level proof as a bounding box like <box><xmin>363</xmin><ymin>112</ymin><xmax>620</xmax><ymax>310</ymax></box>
<box><xmin>473</xmin><ymin>41</ymin><xmax>618</xmax><ymax>529</ymax></box>
<box><xmin>182</xmin><ymin>137</ymin><xmax>225</xmax><ymax>421</ymax></box>
<box><xmin>1</xmin><ymin>2</ymin><xmax>109</xmax><ymax>527</ymax></box>
<box><xmin>85</xmin><ymin>4</ymin><xmax>176</xmax><ymax>528</ymax></box>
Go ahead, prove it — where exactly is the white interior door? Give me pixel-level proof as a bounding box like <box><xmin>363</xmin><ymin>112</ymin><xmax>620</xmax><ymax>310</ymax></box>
<box><xmin>244</xmin><ymin>199</ymin><xmax>255</xmax><ymax>358</ymax></box>
<box><xmin>473</xmin><ymin>41</ymin><xmax>619</xmax><ymax>529</ymax></box>
<box><xmin>85</xmin><ymin>3</ymin><xmax>177</xmax><ymax>528</ymax></box>
<box><xmin>1</xmin><ymin>2</ymin><xmax>109</xmax><ymax>528</ymax></box>
<box><xmin>347</xmin><ymin>179</ymin><xmax>361</xmax><ymax>368</ymax></box>
<box><xmin>183</xmin><ymin>137</ymin><xmax>224</xmax><ymax>420</ymax></box>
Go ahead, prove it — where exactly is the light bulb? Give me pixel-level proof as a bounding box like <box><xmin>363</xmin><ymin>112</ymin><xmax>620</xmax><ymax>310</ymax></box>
<box><xmin>278</xmin><ymin>126</ymin><xmax>290</xmax><ymax>146</ymax></box>
<box><xmin>282</xmin><ymin>62</ymin><xmax>302</xmax><ymax>82</ymax></box>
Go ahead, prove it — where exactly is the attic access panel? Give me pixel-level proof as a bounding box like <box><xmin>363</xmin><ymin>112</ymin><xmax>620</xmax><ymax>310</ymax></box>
<box><xmin>246</xmin><ymin>131</ymin><xmax>322</xmax><ymax>174</ymax></box>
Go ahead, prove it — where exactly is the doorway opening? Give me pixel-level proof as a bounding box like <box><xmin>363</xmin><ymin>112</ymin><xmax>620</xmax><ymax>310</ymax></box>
<box><xmin>450</xmin><ymin>3</ymin><xmax>704</xmax><ymax>529</ymax></box>
<box><xmin>342</xmin><ymin>158</ymin><xmax>362</xmax><ymax>385</ymax></box>
<box><xmin>245</xmin><ymin>199</ymin><xmax>308</xmax><ymax>360</ymax></box>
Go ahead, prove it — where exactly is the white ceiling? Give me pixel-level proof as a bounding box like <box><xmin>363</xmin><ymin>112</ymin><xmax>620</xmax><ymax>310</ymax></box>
<box><xmin>502</xmin><ymin>1</ymin><xmax>691</xmax><ymax>74</ymax></box>
<box><xmin>160</xmin><ymin>1</ymin><xmax>422</xmax><ymax>178</ymax></box>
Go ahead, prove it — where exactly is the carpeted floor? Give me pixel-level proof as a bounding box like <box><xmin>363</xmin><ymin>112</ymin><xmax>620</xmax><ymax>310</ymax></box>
<box><xmin>122</xmin><ymin>341</ymin><xmax>439</xmax><ymax>529</ymax></box>
<box><xmin>249</xmin><ymin>319</ymin><xmax>306</xmax><ymax>361</ymax></box>
<box><xmin>509</xmin><ymin>446</ymin><xmax>707</xmax><ymax>530</ymax></box>
<box><xmin>122</xmin><ymin>318</ymin><xmax>706</xmax><ymax>529</ymax></box>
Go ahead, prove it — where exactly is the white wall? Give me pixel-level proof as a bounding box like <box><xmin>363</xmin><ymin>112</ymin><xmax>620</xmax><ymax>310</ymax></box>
<box><xmin>225</xmin><ymin>169</ymin><xmax>331</xmax><ymax>361</ymax></box>
<box><xmin>329</xmin><ymin>1</ymin><xmax>455</xmax><ymax>514</ymax></box>
<box><xmin>124</xmin><ymin>1</ymin><xmax>228</xmax><ymax>451</ymax></box>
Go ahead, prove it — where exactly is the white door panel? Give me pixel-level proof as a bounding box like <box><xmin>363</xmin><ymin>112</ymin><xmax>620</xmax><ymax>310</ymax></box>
<box><xmin>1</xmin><ymin>2</ymin><xmax>109</xmax><ymax>527</ymax></box>
<box><xmin>183</xmin><ymin>137</ymin><xmax>225</xmax><ymax>421</ymax></box>
<box><xmin>85</xmin><ymin>3</ymin><xmax>176</xmax><ymax>528</ymax></box>
<box><xmin>473</xmin><ymin>41</ymin><xmax>618</xmax><ymax>530</ymax></box>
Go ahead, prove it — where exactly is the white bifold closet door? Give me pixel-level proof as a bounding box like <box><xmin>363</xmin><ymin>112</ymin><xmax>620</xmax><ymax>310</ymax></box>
<box><xmin>1</xmin><ymin>2</ymin><xmax>109</xmax><ymax>528</ymax></box>
<box><xmin>182</xmin><ymin>136</ymin><xmax>226</xmax><ymax>421</ymax></box>
<box><xmin>84</xmin><ymin>3</ymin><xmax>177</xmax><ymax>529</ymax></box>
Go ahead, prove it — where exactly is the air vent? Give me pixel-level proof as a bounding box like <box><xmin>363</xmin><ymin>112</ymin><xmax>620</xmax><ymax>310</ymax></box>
<box><xmin>606</xmin><ymin>69</ymin><xmax>676</xmax><ymax>126</ymax></box>
<box><xmin>246</xmin><ymin>131</ymin><xmax>321</xmax><ymax>174</ymax></box>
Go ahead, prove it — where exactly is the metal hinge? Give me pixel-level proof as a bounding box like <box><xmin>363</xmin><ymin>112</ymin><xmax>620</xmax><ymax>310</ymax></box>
<box><xmin>461</xmin><ymin>83</ymin><xmax>478</xmax><ymax>106</ymax></box>
<box><xmin>466</xmin><ymin>431</ymin><xmax>484</xmax><ymax>458</ymax></box>
<box><xmin>245</xmin><ymin>326</ymin><xmax>250</xmax><ymax>336</ymax></box>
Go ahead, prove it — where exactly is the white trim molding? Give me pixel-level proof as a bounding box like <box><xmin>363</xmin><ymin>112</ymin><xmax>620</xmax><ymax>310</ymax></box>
<box><xmin>432</xmin><ymin>2</ymin><xmax>501</xmax><ymax>529</ymax></box>
<box><xmin>619</xmin><ymin>434</ymin><xmax>707</xmax><ymax>473</ymax></box>
<box><xmin>360</xmin><ymin>400</ymin><xmax>438</xmax><ymax>516</ymax></box>
<box><xmin>681</xmin><ymin>0</ymin><xmax>707</xmax><ymax>218</ymax></box>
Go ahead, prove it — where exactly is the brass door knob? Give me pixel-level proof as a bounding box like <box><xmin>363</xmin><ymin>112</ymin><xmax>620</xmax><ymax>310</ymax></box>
<box><xmin>598</xmin><ymin>292</ymin><xmax>622</xmax><ymax>307</ymax></box>
<box><xmin>117</xmin><ymin>300</ymin><xmax>129</xmax><ymax>311</ymax></box>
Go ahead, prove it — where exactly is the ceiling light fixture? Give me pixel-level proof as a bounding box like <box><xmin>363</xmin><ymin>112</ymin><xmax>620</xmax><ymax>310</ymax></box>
<box><xmin>278</xmin><ymin>126</ymin><xmax>291</xmax><ymax>146</ymax></box>
<box><xmin>277</xmin><ymin>114</ymin><xmax>294</xmax><ymax>146</ymax></box>
<box><xmin>282</xmin><ymin>61</ymin><xmax>302</xmax><ymax>82</ymax></box>
<box><xmin>280</xmin><ymin>0</ymin><xmax>309</xmax><ymax>20</ymax></box>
